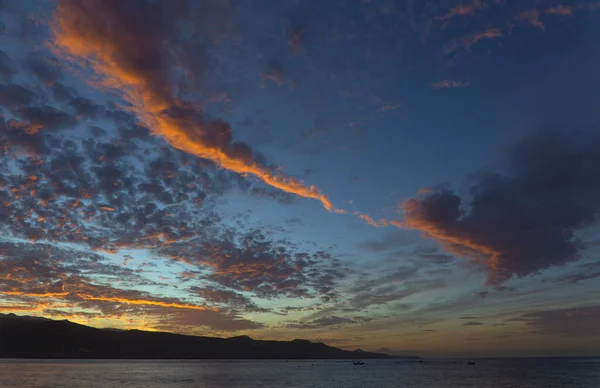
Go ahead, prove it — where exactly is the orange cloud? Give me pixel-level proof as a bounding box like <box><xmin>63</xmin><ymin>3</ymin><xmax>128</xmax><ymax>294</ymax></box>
<box><xmin>401</xmin><ymin>195</ymin><xmax>501</xmax><ymax>270</ymax></box>
<box><xmin>1</xmin><ymin>289</ymin><xmax>214</xmax><ymax>312</ymax></box>
<box><xmin>0</xmin><ymin>304</ymin><xmax>48</xmax><ymax>312</ymax></box>
<box><xmin>50</xmin><ymin>1</ymin><xmax>342</xmax><ymax>214</ymax></box>
<box><xmin>358</xmin><ymin>213</ymin><xmax>403</xmax><ymax>228</ymax></box>
<box><xmin>77</xmin><ymin>295</ymin><xmax>218</xmax><ymax>312</ymax></box>
<box><xmin>2</xmin><ymin>291</ymin><xmax>69</xmax><ymax>298</ymax></box>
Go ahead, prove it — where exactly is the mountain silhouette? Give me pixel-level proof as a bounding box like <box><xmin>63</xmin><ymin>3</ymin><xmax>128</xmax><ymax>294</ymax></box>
<box><xmin>0</xmin><ymin>314</ymin><xmax>417</xmax><ymax>359</ymax></box>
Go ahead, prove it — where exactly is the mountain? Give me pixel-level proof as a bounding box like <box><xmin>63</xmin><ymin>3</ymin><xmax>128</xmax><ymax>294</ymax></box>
<box><xmin>0</xmin><ymin>314</ymin><xmax>413</xmax><ymax>359</ymax></box>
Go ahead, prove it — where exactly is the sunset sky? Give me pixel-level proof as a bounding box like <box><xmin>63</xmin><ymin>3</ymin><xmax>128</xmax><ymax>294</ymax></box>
<box><xmin>1</xmin><ymin>0</ymin><xmax>600</xmax><ymax>357</ymax></box>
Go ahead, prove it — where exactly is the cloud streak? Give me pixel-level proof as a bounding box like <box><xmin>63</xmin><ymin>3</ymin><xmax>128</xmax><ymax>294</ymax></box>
<box><xmin>51</xmin><ymin>0</ymin><xmax>342</xmax><ymax>213</ymax></box>
<box><xmin>431</xmin><ymin>80</ymin><xmax>469</xmax><ymax>89</ymax></box>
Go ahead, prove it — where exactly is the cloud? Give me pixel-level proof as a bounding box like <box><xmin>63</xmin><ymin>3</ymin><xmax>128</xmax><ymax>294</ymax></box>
<box><xmin>347</xmin><ymin>277</ymin><xmax>444</xmax><ymax>311</ymax></box>
<box><xmin>520</xmin><ymin>306</ymin><xmax>600</xmax><ymax>338</ymax></box>
<box><xmin>545</xmin><ymin>5</ymin><xmax>573</xmax><ymax>16</ymax></box>
<box><xmin>444</xmin><ymin>28</ymin><xmax>502</xmax><ymax>54</ymax></box>
<box><xmin>437</xmin><ymin>0</ymin><xmax>486</xmax><ymax>27</ymax></box>
<box><xmin>431</xmin><ymin>80</ymin><xmax>469</xmax><ymax>89</ymax></box>
<box><xmin>516</xmin><ymin>9</ymin><xmax>545</xmax><ymax>30</ymax></box>
<box><xmin>285</xmin><ymin>315</ymin><xmax>371</xmax><ymax>329</ymax></box>
<box><xmin>190</xmin><ymin>286</ymin><xmax>270</xmax><ymax>313</ymax></box>
<box><xmin>553</xmin><ymin>261</ymin><xmax>600</xmax><ymax>284</ymax></box>
<box><xmin>359</xmin><ymin>230</ymin><xmax>409</xmax><ymax>253</ymax></box>
<box><xmin>0</xmin><ymin>50</ymin><xmax>16</xmax><ymax>80</ymax></box>
<box><xmin>0</xmin><ymin>84</ymin><xmax>39</xmax><ymax>108</ymax></box>
<box><xmin>402</xmin><ymin>130</ymin><xmax>600</xmax><ymax>285</ymax></box>
<box><xmin>0</xmin><ymin>240</ymin><xmax>265</xmax><ymax>332</ymax></box>
<box><xmin>51</xmin><ymin>0</ymin><xmax>341</xmax><ymax>213</ymax></box>
<box><xmin>25</xmin><ymin>54</ymin><xmax>61</xmax><ymax>84</ymax></box>
<box><xmin>463</xmin><ymin>321</ymin><xmax>483</xmax><ymax>326</ymax></box>
<box><xmin>378</xmin><ymin>104</ymin><xmax>402</xmax><ymax>113</ymax></box>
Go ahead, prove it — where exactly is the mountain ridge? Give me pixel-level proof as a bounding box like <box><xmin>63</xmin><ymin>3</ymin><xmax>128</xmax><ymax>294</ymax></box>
<box><xmin>0</xmin><ymin>314</ymin><xmax>418</xmax><ymax>359</ymax></box>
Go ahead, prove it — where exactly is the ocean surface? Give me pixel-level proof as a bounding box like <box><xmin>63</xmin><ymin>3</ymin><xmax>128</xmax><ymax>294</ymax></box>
<box><xmin>1</xmin><ymin>358</ymin><xmax>599</xmax><ymax>388</ymax></box>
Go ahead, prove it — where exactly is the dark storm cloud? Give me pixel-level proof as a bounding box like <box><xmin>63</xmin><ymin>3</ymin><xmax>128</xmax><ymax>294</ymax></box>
<box><xmin>520</xmin><ymin>305</ymin><xmax>600</xmax><ymax>338</ymax></box>
<box><xmin>403</xmin><ymin>130</ymin><xmax>600</xmax><ymax>285</ymax></box>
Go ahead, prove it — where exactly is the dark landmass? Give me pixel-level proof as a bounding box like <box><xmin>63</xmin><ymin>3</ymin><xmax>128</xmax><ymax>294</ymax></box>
<box><xmin>0</xmin><ymin>314</ymin><xmax>416</xmax><ymax>359</ymax></box>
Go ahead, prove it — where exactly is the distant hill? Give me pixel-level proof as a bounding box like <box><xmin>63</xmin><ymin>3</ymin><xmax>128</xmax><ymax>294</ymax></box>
<box><xmin>0</xmin><ymin>314</ymin><xmax>416</xmax><ymax>359</ymax></box>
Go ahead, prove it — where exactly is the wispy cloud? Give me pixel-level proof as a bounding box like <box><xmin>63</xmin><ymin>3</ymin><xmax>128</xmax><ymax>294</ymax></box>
<box><xmin>545</xmin><ymin>5</ymin><xmax>573</xmax><ymax>16</ymax></box>
<box><xmin>444</xmin><ymin>28</ymin><xmax>502</xmax><ymax>54</ymax></box>
<box><xmin>431</xmin><ymin>80</ymin><xmax>469</xmax><ymax>89</ymax></box>
<box><xmin>437</xmin><ymin>0</ymin><xmax>486</xmax><ymax>27</ymax></box>
<box><xmin>516</xmin><ymin>9</ymin><xmax>545</xmax><ymax>30</ymax></box>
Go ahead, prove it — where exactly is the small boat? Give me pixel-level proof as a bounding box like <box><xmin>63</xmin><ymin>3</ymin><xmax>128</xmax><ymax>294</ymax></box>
<box><xmin>353</xmin><ymin>361</ymin><xmax>365</xmax><ymax>365</ymax></box>
<box><xmin>467</xmin><ymin>361</ymin><xmax>475</xmax><ymax>365</ymax></box>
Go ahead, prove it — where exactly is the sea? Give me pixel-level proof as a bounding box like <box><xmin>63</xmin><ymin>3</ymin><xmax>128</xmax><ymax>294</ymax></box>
<box><xmin>0</xmin><ymin>358</ymin><xmax>599</xmax><ymax>388</ymax></box>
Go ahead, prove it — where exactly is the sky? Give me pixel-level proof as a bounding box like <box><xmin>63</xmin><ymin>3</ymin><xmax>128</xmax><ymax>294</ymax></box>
<box><xmin>1</xmin><ymin>0</ymin><xmax>600</xmax><ymax>358</ymax></box>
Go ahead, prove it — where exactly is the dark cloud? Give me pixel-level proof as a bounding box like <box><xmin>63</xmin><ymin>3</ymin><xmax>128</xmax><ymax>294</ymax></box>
<box><xmin>25</xmin><ymin>55</ymin><xmax>60</xmax><ymax>84</ymax></box>
<box><xmin>153</xmin><ymin>309</ymin><xmax>265</xmax><ymax>333</ymax></box>
<box><xmin>0</xmin><ymin>50</ymin><xmax>16</xmax><ymax>80</ymax></box>
<box><xmin>0</xmin><ymin>116</ymin><xmax>49</xmax><ymax>154</ymax></box>
<box><xmin>190</xmin><ymin>286</ymin><xmax>270</xmax><ymax>313</ymax></box>
<box><xmin>413</xmin><ymin>246</ymin><xmax>456</xmax><ymax>265</ymax></box>
<box><xmin>403</xmin><ymin>130</ymin><xmax>600</xmax><ymax>285</ymax></box>
<box><xmin>52</xmin><ymin>83</ymin><xmax>103</xmax><ymax>118</ymax></box>
<box><xmin>520</xmin><ymin>305</ymin><xmax>600</xmax><ymax>338</ymax></box>
<box><xmin>18</xmin><ymin>105</ymin><xmax>76</xmax><ymax>131</ymax></box>
<box><xmin>0</xmin><ymin>83</ymin><xmax>39</xmax><ymax>108</ymax></box>
<box><xmin>0</xmin><ymin>240</ymin><xmax>265</xmax><ymax>332</ymax></box>
<box><xmin>347</xmin><ymin>276</ymin><xmax>444</xmax><ymax>311</ymax></box>
<box><xmin>463</xmin><ymin>321</ymin><xmax>483</xmax><ymax>326</ymax></box>
<box><xmin>285</xmin><ymin>315</ymin><xmax>372</xmax><ymax>330</ymax></box>
<box><xmin>553</xmin><ymin>260</ymin><xmax>600</xmax><ymax>284</ymax></box>
<box><xmin>359</xmin><ymin>230</ymin><xmax>409</xmax><ymax>253</ymax></box>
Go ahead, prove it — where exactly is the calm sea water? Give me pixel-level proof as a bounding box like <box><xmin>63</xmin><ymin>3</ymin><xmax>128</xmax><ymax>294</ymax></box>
<box><xmin>1</xmin><ymin>358</ymin><xmax>599</xmax><ymax>388</ymax></box>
